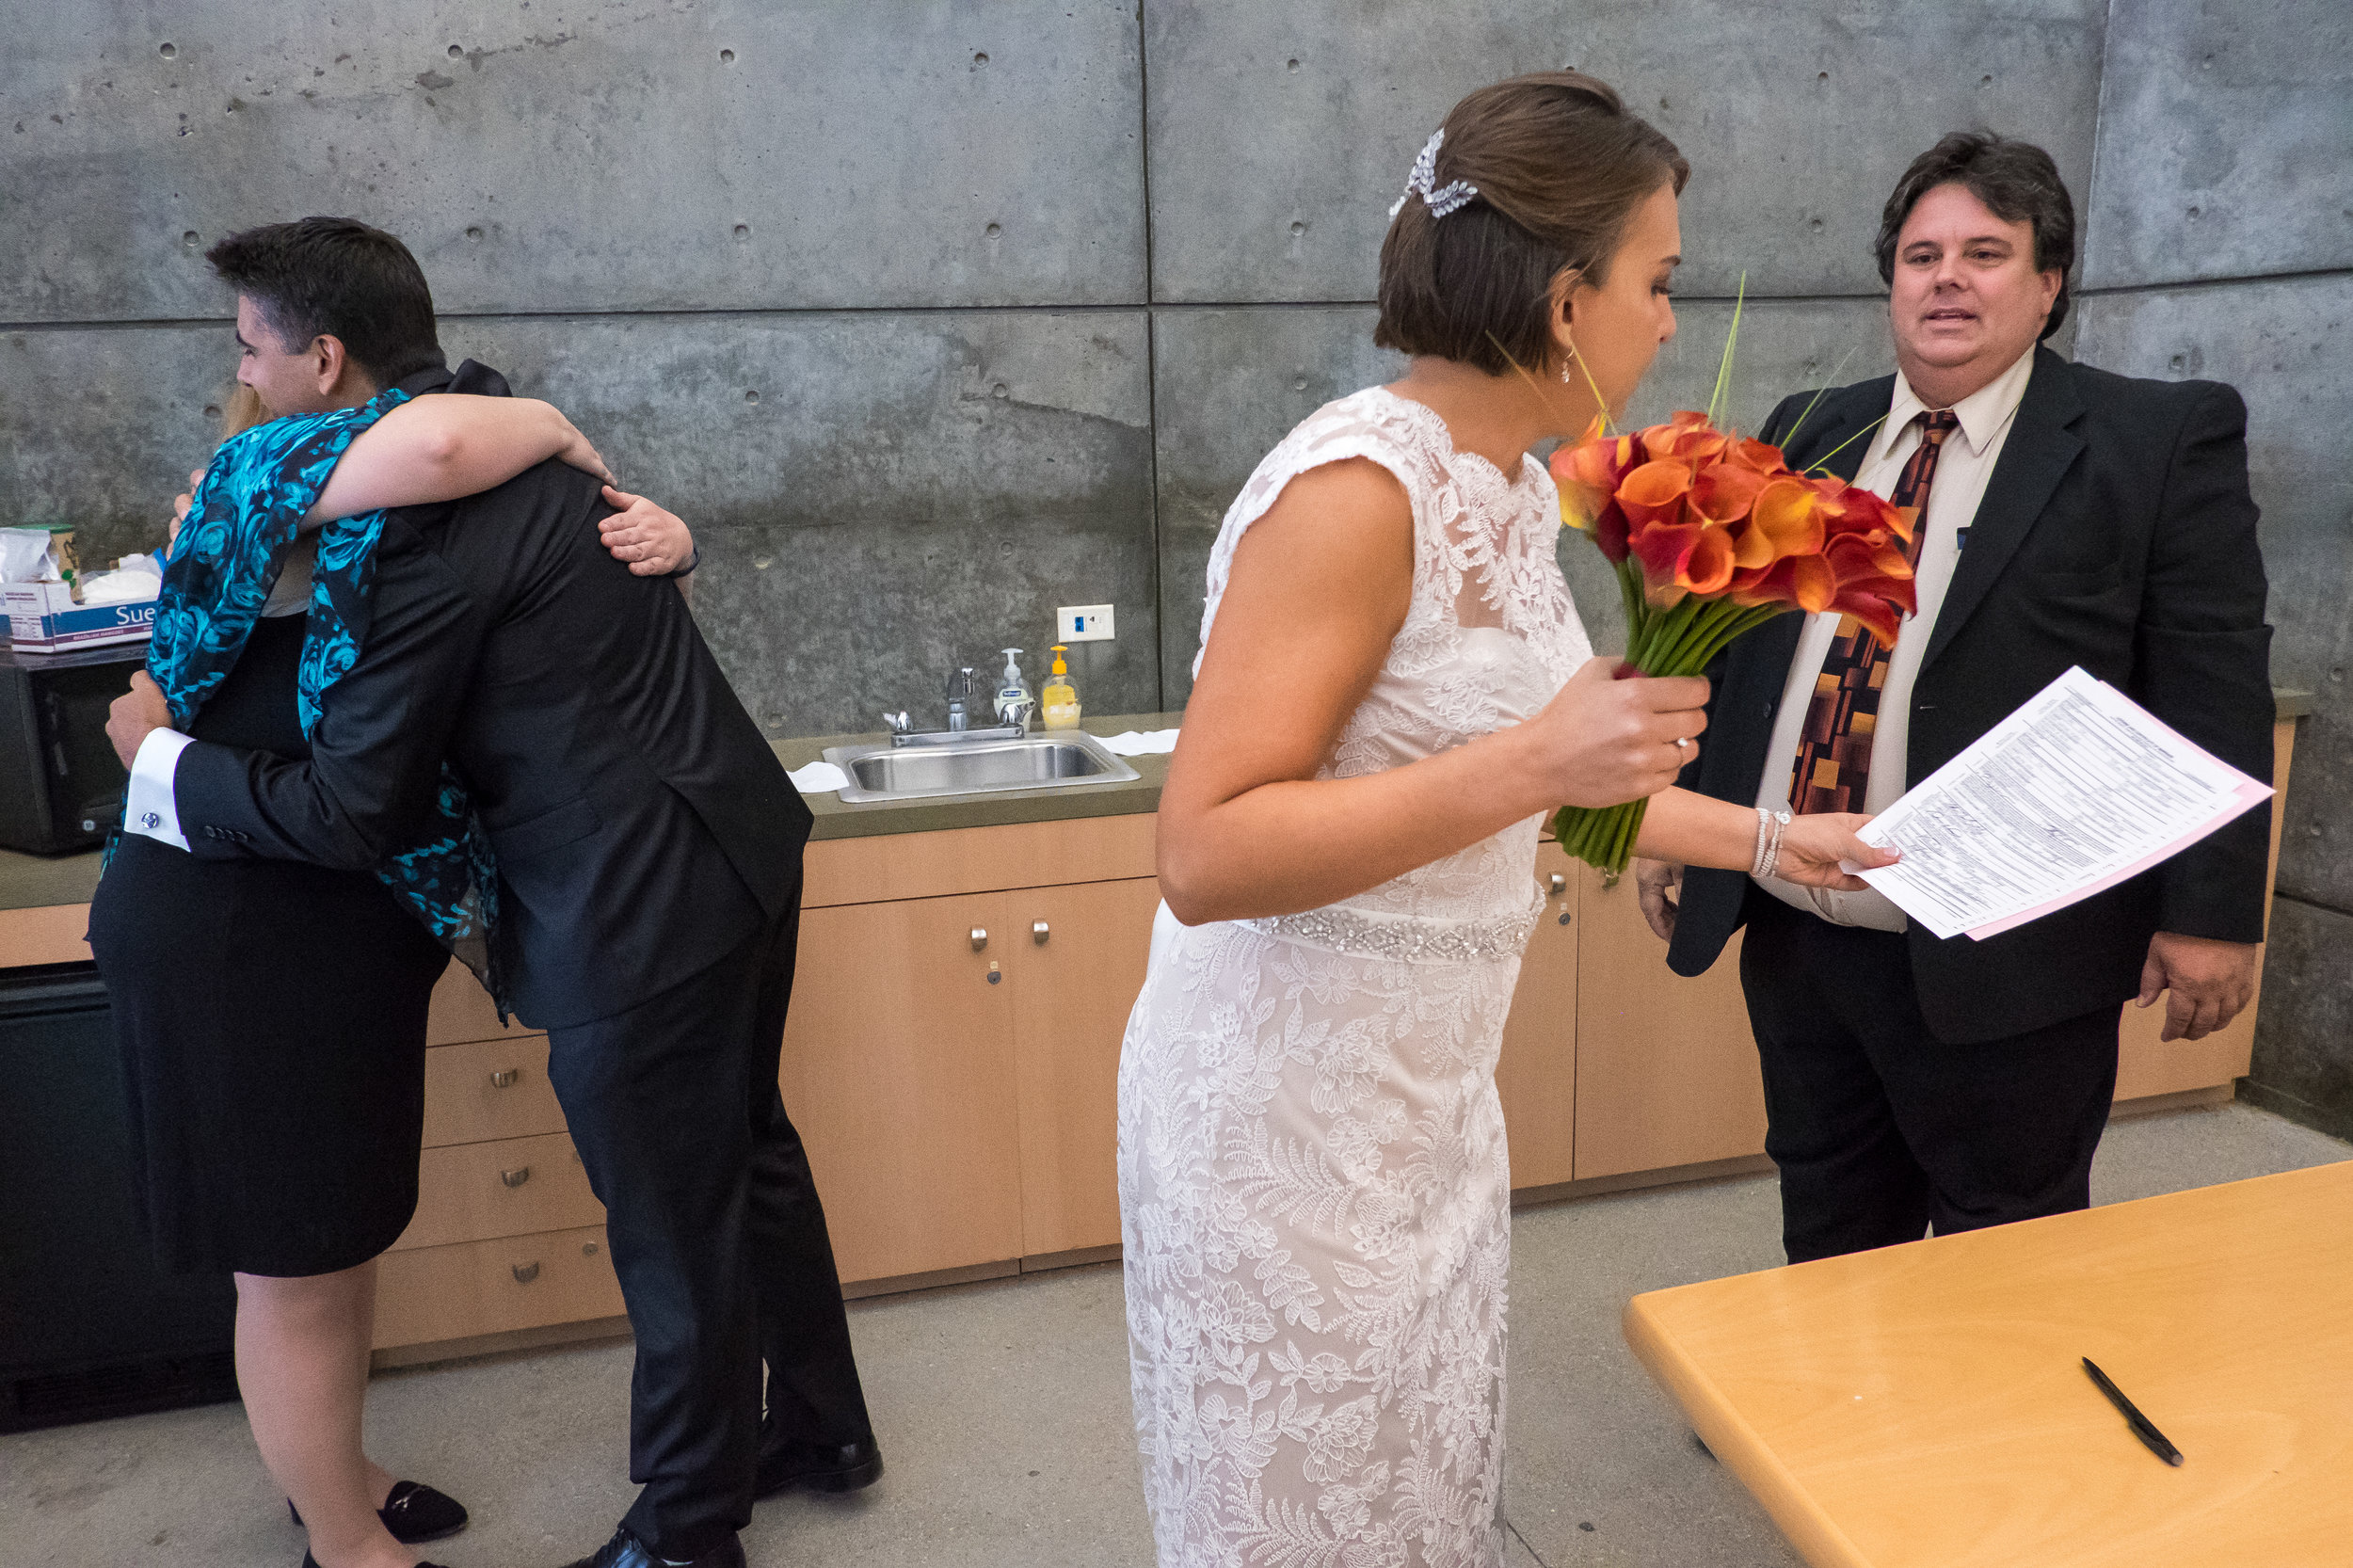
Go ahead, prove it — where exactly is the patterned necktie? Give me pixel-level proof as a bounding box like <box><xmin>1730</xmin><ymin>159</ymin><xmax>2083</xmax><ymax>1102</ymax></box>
<box><xmin>1787</xmin><ymin>408</ymin><xmax>1961</xmax><ymax>815</ymax></box>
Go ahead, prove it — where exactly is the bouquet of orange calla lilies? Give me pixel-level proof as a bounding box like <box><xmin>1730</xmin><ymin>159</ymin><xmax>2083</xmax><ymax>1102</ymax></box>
<box><xmin>1546</xmin><ymin>409</ymin><xmax>1920</xmax><ymax>875</ymax></box>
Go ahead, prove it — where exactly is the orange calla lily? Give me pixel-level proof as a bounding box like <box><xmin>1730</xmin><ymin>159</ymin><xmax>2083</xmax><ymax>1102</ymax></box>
<box><xmin>1731</xmin><ymin>475</ymin><xmax>1826</xmax><ymax>573</ymax></box>
<box><xmin>1615</xmin><ymin>460</ymin><xmax>1693</xmax><ymax>533</ymax></box>
<box><xmin>1722</xmin><ymin>436</ymin><xmax>1789</xmax><ymax>476</ymax></box>
<box><xmin>1688</xmin><ymin>461</ymin><xmax>1768</xmax><ymax>528</ymax></box>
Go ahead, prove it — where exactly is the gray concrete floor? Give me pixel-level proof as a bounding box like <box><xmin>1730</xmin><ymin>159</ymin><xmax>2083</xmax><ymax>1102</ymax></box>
<box><xmin>5</xmin><ymin>1101</ymin><xmax>2345</xmax><ymax>1568</ymax></box>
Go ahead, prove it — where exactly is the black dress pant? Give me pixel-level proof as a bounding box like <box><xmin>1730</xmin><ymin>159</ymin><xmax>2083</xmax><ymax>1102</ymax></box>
<box><xmin>1738</xmin><ymin>892</ymin><xmax>2122</xmax><ymax>1265</ymax></box>
<box><xmin>548</xmin><ymin>897</ymin><xmax>872</xmax><ymax>1558</ymax></box>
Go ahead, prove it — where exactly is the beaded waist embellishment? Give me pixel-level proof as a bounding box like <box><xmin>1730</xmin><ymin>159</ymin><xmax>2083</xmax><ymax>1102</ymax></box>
<box><xmin>1240</xmin><ymin>898</ymin><xmax>1539</xmax><ymax>966</ymax></box>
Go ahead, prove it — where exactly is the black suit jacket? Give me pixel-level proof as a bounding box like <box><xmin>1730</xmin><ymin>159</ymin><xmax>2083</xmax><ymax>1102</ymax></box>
<box><xmin>171</xmin><ymin>361</ymin><xmax>811</xmax><ymax>1030</ymax></box>
<box><xmin>1668</xmin><ymin>346</ymin><xmax>2272</xmax><ymax>1043</ymax></box>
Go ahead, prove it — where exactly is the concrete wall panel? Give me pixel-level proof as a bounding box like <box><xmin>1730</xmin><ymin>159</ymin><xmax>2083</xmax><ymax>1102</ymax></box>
<box><xmin>0</xmin><ymin>311</ymin><xmax>1158</xmax><ymax>738</ymax></box>
<box><xmin>1148</xmin><ymin>296</ymin><xmax>1897</xmax><ymax>695</ymax></box>
<box><xmin>2073</xmin><ymin>274</ymin><xmax>2353</xmax><ymax>912</ymax></box>
<box><xmin>0</xmin><ymin>325</ymin><xmax>231</xmax><ymax>568</ymax></box>
<box><xmin>2083</xmin><ymin>0</ymin><xmax>2353</xmax><ymax>289</ymax></box>
<box><xmin>1145</xmin><ymin>0</ymin><xmax>2105</xmax><ymax>304</ymax></box>
<box><xmin>1149</xmin><ymin>306</ymin><xmax>1401</xmax><ymax>702</ymax></box>
<box><xmin>2247</xmin><ymin>895</ymin><xmax>2353</xmax><ymax>1139</ymax></box>
<box><xmin>1</xmin><ymin>1</ymin><xmax>1144</xmax><ymax>323</ymax></box>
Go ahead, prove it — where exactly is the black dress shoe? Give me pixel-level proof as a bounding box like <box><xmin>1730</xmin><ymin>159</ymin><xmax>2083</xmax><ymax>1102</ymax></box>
<box><xmin>755</xmin><ymin>1432</ymin><xmax>883</xmax><ymax>1497</ymax></box>
<box><xmin>289</xmin><ymin>1480</ymin><xmax>470</xmax><ymax>1544</ymax></box>
<box><xmin>558</xmin><ymin>1525</ymin><xmax>746</xmax><ymax>1568</ymax></box>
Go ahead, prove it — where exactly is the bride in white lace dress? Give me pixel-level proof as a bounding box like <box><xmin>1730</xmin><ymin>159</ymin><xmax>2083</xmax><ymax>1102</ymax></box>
<box><xmin>1118</xmin><ymin>73</ymin><xmax>1891</xmax><ymax>1568</ymax></box>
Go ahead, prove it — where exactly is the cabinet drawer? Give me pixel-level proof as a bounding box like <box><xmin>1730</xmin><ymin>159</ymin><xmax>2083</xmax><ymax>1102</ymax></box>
<box><xmin>422</xmin><ymin>1035</ymin><xmax>565</xmax><ymax>1148</ymax></box>
<box><xmin>373</xmin><ymin>1224</ymin><xmax>622</xmax><ymax>1350</ymax></box>
<box><xmin>426</xmin><ymin>957</ymin><xmax>537</xmax><ymax>1047</ymax></box>
<box><xmin>804</xmin><ymin>813</ymin><xmax>1156</xmax><ymax>907</ymax></box>
<box><xmin>392</xmin><ymin>1131</ymin><xmax>604</xmax><ymax>1252</ymax></box>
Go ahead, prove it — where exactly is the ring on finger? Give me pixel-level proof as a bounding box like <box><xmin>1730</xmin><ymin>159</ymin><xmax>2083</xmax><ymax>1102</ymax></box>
<box><xmin>1673</xmin><ymin>735</ymin><xmax>1691</xmax><ymax>756</ymax></box>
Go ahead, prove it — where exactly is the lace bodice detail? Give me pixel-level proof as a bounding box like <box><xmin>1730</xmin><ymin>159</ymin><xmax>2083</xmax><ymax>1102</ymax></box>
<box><xmin>1196</xmin><ymin>388</ymin><xmax>1593</xmax><ymax>924</ymax></box>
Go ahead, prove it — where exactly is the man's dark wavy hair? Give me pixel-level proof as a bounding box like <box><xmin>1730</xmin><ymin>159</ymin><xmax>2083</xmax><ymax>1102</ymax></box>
<box><xmin>1875</xmin><ymin>132</ymin><xmax>2076</xmax><ymax>342</ymax></box>
<box><xmin>206</xmin><ymin>216</ymin><xmax>444</xmax><ymax>385</ymax></box>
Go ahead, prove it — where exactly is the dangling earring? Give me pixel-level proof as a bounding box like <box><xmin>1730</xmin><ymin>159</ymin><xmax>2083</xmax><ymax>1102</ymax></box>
<box><xmin>1560</xmin><ymin>360</ymin><xmax>1575</xmax><ymax>385</ymax></box>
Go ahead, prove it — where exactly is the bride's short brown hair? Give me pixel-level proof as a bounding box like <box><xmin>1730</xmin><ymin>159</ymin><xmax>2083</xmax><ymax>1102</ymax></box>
<box><xmin>1374</xmin><ymin>72</ymin><xmax>1688</xmax><ymax>376</ymax></box>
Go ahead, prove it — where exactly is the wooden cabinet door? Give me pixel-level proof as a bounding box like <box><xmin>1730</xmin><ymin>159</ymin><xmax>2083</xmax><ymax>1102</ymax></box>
<box><xmin>1573</xmin><ymin>863</ymin><xmax>1768</xmax><ymax>1179</ymax></box>
<box><xmin>1009</xmin><ymin>876</ymin><xmax>1160</xmax><ymax>1257</ymax></box>
<box><xmin>1497</xmin><ymin>856</ymin><xmax>1578</xmax><ymax>1190</ymax></box>
<box><xmin>777</xmin><ymin>891</ymin><xmax>1024</xmax><ymax>1285</ymax></box>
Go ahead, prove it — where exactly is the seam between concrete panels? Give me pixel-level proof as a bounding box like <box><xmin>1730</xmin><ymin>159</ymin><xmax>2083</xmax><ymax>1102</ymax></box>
<box><xmin>2274</xmin><ymin>889</ymin><xmax>2353</xmax><ymax>923</ymax></box>
<box><xmin>1136</xmin><ymin>0</ymin><xmax>1166</xmax><ymax>712</ymax></box>
<box><xmin>2083</xmin><ymin>0</ymin><xmax>2121</xmax><ymax>292</ymax></box>
<box><xmin>2073</xmin><ymin>264</ymin><xmax>2353</xmax><ymax>298</ymax></box>
<box><xmin>9</xmin><ymin>274</ymin><xmax>2345</xmax><ymax>339</ymax></box>
<box><xmin>0</xmin><ymin>289</ymin><xmax>1965</xmax><ymax>336</ymax></box>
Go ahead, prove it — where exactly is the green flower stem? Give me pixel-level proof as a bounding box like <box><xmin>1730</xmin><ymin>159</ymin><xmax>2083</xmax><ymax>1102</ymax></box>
<box><xmin>1549</xmin><ymin>594</ymin><xmax>1801</xmax><ymax>876</ymax></box>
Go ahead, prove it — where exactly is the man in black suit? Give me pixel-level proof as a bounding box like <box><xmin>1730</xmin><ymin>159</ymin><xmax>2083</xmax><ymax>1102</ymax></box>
<box><xmin>109</xmin><ymin>222</ymin><xmax>877</xmax><ymax>1568</ymax></box>
<box><xmin>1636</xmin><ymin>134</ymin><xmax>2272</xmax><ymax>1263</ymax></box>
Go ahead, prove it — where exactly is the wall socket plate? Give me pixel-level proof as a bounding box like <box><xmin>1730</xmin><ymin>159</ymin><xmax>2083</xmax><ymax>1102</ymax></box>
<box><xmin>1057</xmin><ymin>603</ymin><xmax>1115</xmax><ymax>641</ymax></box>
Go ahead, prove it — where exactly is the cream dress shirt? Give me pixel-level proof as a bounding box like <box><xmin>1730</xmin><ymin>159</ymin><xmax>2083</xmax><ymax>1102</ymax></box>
<box><xmin>1752</xmin><ymin>344</ymin><xmax>2039</xmax><ymax>930</ymax></box>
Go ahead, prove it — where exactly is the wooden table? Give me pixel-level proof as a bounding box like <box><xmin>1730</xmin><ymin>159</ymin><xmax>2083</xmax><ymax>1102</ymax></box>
<box><xmin>1625</xmin><ymin>1161</ymin><xmax>2353</xmax><ymax>1567</ymax></box>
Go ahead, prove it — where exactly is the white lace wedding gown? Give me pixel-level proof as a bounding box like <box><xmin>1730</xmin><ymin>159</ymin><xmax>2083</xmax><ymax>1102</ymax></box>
<box><xmin>1118</xmin><ymin>387</ymin><xmax>1593</xmax><ymax>1567</ymax></box>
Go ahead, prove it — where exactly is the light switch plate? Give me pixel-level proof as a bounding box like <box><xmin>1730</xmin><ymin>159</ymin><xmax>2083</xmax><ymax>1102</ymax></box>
<box><xmin>1057</xmin><ymin>603</ymin><xmax>1115</xmax><ymax>641</ymax></box>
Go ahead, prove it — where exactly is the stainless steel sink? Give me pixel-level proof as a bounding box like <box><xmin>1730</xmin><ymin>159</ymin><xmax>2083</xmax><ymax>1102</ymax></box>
<box><xmin>823</xmin><ymin>731</ymin><xmax>1141</xmax><ymax>803</ymax></box>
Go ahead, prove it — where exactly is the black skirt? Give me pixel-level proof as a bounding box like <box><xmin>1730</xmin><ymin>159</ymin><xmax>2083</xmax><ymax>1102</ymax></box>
<box><xmin>87</xmin><ymin>616</ymin><xmax>450</xmax><ymax>1278</ymax></box>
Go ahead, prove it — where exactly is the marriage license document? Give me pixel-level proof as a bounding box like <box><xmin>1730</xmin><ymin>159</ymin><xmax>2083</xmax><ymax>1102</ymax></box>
<box><xmin>1849</xmin><ymin>666</ymin><xmax>2273</xmax><ymax>941</ymax></box>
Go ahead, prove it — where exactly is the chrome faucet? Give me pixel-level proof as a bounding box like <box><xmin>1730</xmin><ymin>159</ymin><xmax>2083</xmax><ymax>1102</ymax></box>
<box><xmin>945</xmin><ymin>665</ymin><xmax>977</xmax><ymax>733</ymax></box>
<box><xmin>882</xmin><ymin>666</ymin><xmax>1025</xmax><ymax>748</ymax></box>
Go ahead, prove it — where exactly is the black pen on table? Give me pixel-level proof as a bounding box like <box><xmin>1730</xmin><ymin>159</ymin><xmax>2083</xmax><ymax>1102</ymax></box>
<box><xmin>2082</xmin><ymin>1356</ymin><xmax>2184</xmax><ymax>1466</ymax></box>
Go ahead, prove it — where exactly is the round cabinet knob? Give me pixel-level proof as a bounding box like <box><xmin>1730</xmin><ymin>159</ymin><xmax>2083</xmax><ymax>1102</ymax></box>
<box><xmin>969</xmin><ymin>928</ymin><xmax>988</xmax><ymax>952</ymax></box>
<box><xmin>489</xmin><ymin>1069</ymin><xmax>519</xmax><ymax>1089</ymax></box>
<box><xmin>1548</xmin><ymin>872</ymin><xmax>1567</xmax><ymax>896</ymax></box>
<box><xmin>501</xmin><ymin>1166</ymin><xmax>531</xmax><ymax>1189</ymax></box>
<box><xmin>1032</xmin><ymin>921</ymin><xmax>1050</xmax><ymax>944</ymax></box>
<box><xmin>511</xmin><ymin>1261</ymin><xmax>541</xmax><ymax>1285</ymax></box>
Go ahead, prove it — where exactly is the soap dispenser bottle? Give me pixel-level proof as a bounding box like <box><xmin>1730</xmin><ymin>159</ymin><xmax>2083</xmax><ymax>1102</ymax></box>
<box><xmin>1040</xmin><ymin>644</ymin><xmax>1081</xmax><ymax>730</ymax></box>
<box><xmin>993</xmin><ymin>648</ymin><xmax>1033</xmax><ymax>733</ymax></box>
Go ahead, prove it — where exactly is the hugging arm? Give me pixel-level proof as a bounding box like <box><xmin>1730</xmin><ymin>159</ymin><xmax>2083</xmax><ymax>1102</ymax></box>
<box><xmin>150</xmin><ymin>526</ymin><xmax>486</xmax><ymax>870</ymax></box>
<box><xmin>307</xmin><ymin>395</ymin><xmax>609</xmax><ymax>523</ymax></box>
<box><xmin>298</xmin><ymin>396</ymin><xmax>697</xmax><ymax>577</ymax></box>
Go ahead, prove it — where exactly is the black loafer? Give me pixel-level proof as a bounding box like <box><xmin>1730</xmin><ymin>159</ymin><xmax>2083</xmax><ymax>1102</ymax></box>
<box><xmin>755</xmin><ymin>1432</ymin><xmax>883</xmax><ymax>1497</ymax></box>
<box><xmin>558</xmin><ymin>1525</ymin><xmax>746</xmax><ymax>1568</ymax></box>
<box><xmin>289</xmin><ymin>1479</ymin><xmax>469</xmax><ymax>1544</ymax></box>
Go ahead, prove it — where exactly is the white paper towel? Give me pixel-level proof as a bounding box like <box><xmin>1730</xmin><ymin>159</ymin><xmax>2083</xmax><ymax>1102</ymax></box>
<box><xmin>1099</xmin><ymin>728</ymin><xmax>1179</xmax><ymax>756</ymax></box>
<box><xmin>787</xmin><ymin>761</ymin><xmax>849</xmax><ymax>794</ymax></box>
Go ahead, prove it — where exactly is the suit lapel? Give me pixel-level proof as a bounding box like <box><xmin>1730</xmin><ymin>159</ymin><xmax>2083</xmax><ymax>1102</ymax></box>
<box><xmin>1775</xmin><ymin>376</ymin><xmax>1894</xmax><ymax>481</ymax></box>
<box><xmin>1920</xmin><ymin>348</ymin><xmax>2087</xmax><ymax>674</ymax></box>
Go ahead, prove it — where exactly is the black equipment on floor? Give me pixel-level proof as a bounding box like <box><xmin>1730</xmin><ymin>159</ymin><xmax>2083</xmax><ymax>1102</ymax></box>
<box><xmin>0</xmin><ymin>962</ymin><xmax>238</xmax><ymax>1432</ymax></box>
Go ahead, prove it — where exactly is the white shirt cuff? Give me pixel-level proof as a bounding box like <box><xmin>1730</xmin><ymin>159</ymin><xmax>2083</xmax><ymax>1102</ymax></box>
<box><xmin>124</xmin><ymin>728</ymin><xmax>196</xmax><ymax>852</ymax></box>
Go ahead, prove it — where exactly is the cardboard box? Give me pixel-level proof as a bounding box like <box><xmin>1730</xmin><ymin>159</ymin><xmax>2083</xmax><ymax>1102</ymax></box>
<box><xmin>3</xmin><ymin>580</ymin><xmax>157</xmax><ymax>652</ymax></box>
